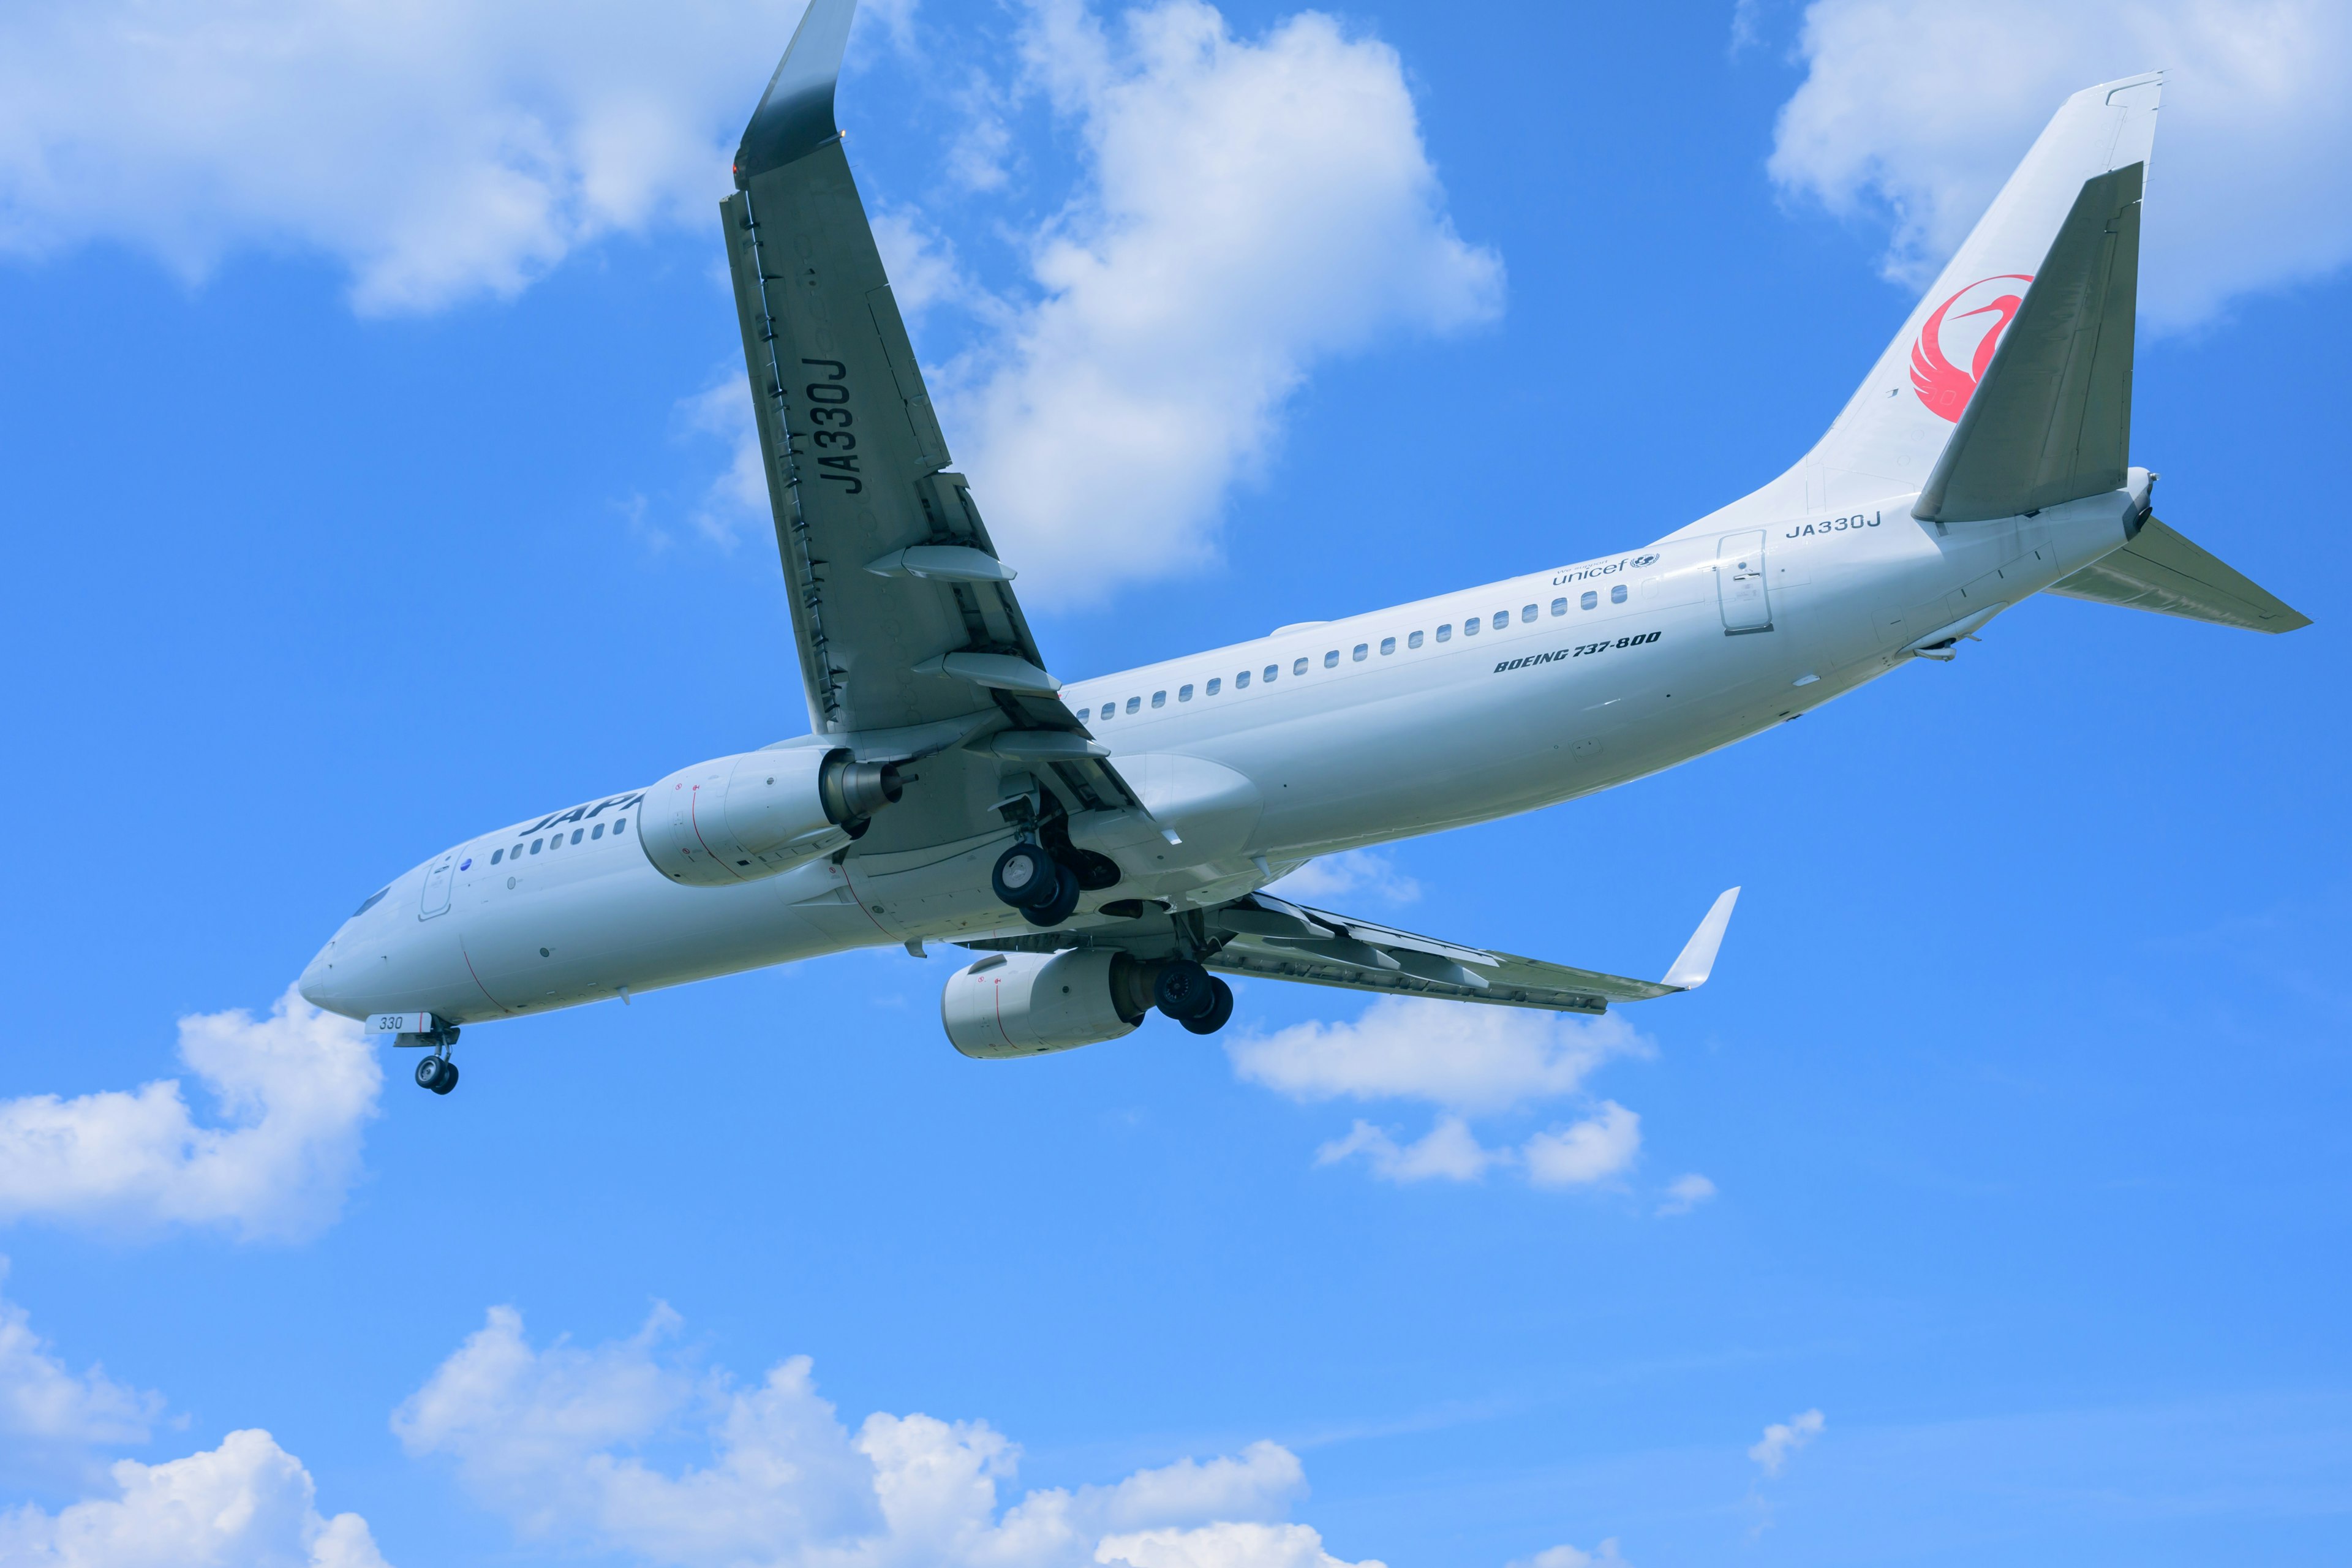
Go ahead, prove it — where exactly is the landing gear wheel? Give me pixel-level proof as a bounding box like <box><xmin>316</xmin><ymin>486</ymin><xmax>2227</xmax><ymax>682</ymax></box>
<box><xmin>992</xmin><ymin>843</ymin><xmax>1060</xmax><ymax>910</ymax></box>
<box><xmin>1178</xmin><ymin>976</ymin><xmax>1234</xmax><ymax>1036</ymax></box>
<box><xmin>415</xmin><ymin>1055</ymin><xmax>459</xmax><ymax>1095</ymax></box>
<box><xmin>1021</xmin><ymin>862</ymin><xmax>1082</xmax><ymax>927</ymax></box>
<box><xmin>1153</xmin><ymin>959</ymin><xmax>1216</xmax><ymax>1021</ymax></box>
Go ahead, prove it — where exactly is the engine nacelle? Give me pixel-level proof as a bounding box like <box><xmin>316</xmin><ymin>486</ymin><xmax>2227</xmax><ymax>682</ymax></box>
<box><xmin>640</xmin><ymin>747</ymin><xmax>901</xmax><ymax>887</ymax></box>
<box><xmin>941</xmin><ymin>949</ymin><xmax>1152</xmax><ymax>1058</ymax></box>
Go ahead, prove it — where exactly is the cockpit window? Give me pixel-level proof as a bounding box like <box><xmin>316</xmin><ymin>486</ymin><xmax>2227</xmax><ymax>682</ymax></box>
<box><xmin>352</xmin><ymin>888</ymin><xmax>388</xmax><ymax>918</ymax></box>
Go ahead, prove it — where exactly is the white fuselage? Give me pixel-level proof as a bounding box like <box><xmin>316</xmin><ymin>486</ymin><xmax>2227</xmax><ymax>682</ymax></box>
<box><xmin>298</xmin><ymin>485</ymin><xmax>2136</xmax><ymax>1027</ymax></box>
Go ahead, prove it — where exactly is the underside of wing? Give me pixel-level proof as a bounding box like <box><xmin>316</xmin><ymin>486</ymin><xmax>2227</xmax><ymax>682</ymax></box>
<box><xmin>1202</xmin><ymin>889</ymin><xmax>1738</xmax><ymax>1014</ymax></box>
<box><xmin>723</xmin><ymin>1</ymin><xmax>1138</xmax><ymax>828</ymax></box>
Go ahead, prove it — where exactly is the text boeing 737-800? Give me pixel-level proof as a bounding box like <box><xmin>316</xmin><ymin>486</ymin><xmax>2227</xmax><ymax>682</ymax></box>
<box><xmin>298</xmin><ymin>2</ymin><xmax>2307</xmax><ymax>1096</ymax></box>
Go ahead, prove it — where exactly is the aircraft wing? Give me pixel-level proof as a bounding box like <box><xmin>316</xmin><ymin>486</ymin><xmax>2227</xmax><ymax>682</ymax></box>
<box><xmin>1204</xmin><ymin>888</ymin><xmax>1741</xmax><ymax>1014</ymax></box>
<box><xmin>722</xmin><ymin>1</ymin><xmax>1138</xmax><ymax>815</ymax></box>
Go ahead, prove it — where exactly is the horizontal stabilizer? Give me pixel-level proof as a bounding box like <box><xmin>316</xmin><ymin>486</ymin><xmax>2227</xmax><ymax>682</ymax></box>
<box><xmin>2048</xmin><ymin>518</ymin><xmax>2310</xmax><ymax>633</ymax></box>
<box><xmin>1917</xmin><ymin>162</ymin><xmax>2143</xmax><ymax>524</ymax></box>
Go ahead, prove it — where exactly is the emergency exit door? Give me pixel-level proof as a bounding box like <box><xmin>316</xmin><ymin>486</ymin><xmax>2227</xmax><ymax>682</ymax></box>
<box><xmin>1716</xmin><ymin>530</ymin><xmax>1772</xmax><ymax>634</ymax></box>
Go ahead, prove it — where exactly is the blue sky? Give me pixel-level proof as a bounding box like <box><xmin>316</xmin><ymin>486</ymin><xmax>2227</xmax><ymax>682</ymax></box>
<box><xmin>0</xmin><ymin>2</ymin><xmax>2347</xmax><ymax>1565</ymax></box>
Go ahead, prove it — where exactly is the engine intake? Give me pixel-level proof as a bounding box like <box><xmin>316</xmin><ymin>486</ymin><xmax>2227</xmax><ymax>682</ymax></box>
<box><xmin>641</xmin><ymin>747</ymin><xmax>902</xmax><ymax>887</ymax></box>
<box><xmin>941</xmin><ymin>949</ymin><xmax>1152</xmax><ymax>1058</ymax></box>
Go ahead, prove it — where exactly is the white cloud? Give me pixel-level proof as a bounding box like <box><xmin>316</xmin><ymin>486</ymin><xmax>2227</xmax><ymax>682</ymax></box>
<box><xmin>0</xmin><ymin>1262</ymin><xmax>160</xmax><ymax>1483</ymax></box>
<box><xmin>945</xmin><ymin>0</ymin><xmax>1502</xmax><ymax>600</ymax></box>
<box><xmin>680</xmin><ymin>372</ymin><xmax>769</xmax><ymax>550</ymax></box>
<box><xmin>1315</xmin><ymin>1105</ymin><xmax>1640</xmax><ymax>1190</ymax></box>
<box><xmin>1315</xmin><ymin>1117</ymin><xmax>1504</xmax><ymax>1184</ymax></box>
<box><xmin>1263</xmin><ymin>851</ymin><xmax>1420</xmax><ymax>908</ymax></box>
<box><xmin>0</xmin><ymin>1428</ymin><xmax>390</xmax><ymax>1568</ymax></box>
<box><xmin>396</xmin><ymin>1303</ymin><xmax>1345</xmax><ymax>1568</ymax></box>
<box><xmin>1654</xmin><ymin>1173</ymin><xmax>1717</xmax><ymax>1217</ymax></box>
<box><xmin>1521</xmin><ymin>1103</ymin><xmax>1641</xmax><ymax>1189</ymax></box>
<box><xmin>0</xmin><ymin>1</ymin><xmax>812</xmax><ymax>314</ymax></box>
<box><xmin>1228</xmin><ymin>997</ymin><xmax>1645</xmax><ymax>1116</ymax></box>
<box><xmin>0</xmin><ymin>987</ymin><xmax>380</xmax><ymax>1243</ymax></box>
<box><xmin>1506</xmin><ymin>1543</ymin><xmax>1626</xmax><ymax>1568</ymax></box>
<box><xmin>1096</xmin><ymin>1521</ymin><xmax>1381</xmax><ymax>1568</ymax></box>
<box><xmin>1766</xmin><ymin>0</ymin><xmax>2352</xmax><ymax>327</ymax></box>
<box><xmin>1748</xmin><ymin>1408</ymin><xmax>1825</xmax><ymax>1478</ymax></box>
<box><xmin>1236</xmin><ymin>997</ymin><xmax>1651</xmax><ymax>1191</ymax></box>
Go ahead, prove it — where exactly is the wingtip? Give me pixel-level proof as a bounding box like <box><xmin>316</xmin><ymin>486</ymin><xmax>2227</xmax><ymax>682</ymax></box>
<box><xmin>1662</xmin><ymin>886</ymin><xmax>1741</xmax><ymax>991</ymax></box>
<box><xmin>734</xmin><ymin>0</ymin><xmax>859</xmax><ymax>187</ymax></box>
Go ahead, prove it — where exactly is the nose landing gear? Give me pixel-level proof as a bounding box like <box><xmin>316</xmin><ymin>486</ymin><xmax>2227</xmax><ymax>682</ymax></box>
<box><xmin>398</xmin><ymin>1025</ymin><xmax>462</xmax><ymax>1095</ymax></box>
<box><xmin>415</xmin><ymin>1054</ymin><xmax>460</xmax><ymax>1095</ymax></box>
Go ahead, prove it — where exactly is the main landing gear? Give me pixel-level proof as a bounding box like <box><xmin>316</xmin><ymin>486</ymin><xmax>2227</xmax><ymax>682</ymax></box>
<box><xmin>991</xmin><ymin>842</ymin><xmax>1082</xmax><ymax>927</ymax></box>
<box><xmin>1153</xmin><ymin>959</ymin><xmax>1234</xmax><ymax>1036</ymax></box>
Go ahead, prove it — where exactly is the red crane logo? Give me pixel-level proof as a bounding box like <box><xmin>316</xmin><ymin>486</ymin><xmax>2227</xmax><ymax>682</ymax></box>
<box><xmin>1910</xmin><ymin>274</ymin><xmax>2032</xmax><ymax>422</ymax></box>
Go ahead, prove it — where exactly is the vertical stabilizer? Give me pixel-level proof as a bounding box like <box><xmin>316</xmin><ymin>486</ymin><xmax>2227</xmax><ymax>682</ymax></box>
<box><xmin>1681</xmin><ymin>72</ymin><xmax>2160</xmax><ymax>534</ymax></box>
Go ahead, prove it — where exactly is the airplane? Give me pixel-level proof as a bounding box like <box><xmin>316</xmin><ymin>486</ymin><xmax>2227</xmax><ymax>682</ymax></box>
<box><xmin>299</xmin><ymin>1</ymin><xmax>2306</xmax><ymax>1095</ymax></box>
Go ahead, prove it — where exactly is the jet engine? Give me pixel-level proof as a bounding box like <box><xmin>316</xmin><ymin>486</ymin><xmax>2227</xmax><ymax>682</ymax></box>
<box><xmin>941</xmin><ymin>949</ymin><xmax>1152</xmax><ymax>1058</ymax></box>
<box><xmin>640</xmin><ymin>747</ymin><xmax>901</xmax><ymax>886</ymax></box>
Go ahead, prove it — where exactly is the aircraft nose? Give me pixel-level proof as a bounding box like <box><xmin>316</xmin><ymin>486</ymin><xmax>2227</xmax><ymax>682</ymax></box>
<box><xmin>298</xmin><ymin>938</ymin><xmax>363</xmax><ymax>1020</ymax></box>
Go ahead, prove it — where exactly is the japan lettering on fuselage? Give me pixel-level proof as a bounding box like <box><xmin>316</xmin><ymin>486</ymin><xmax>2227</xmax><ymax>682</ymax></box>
<box><xmin>522</xmin><ymin>792</ymin><xmax>645</xmax><ymax>835</ymax></box>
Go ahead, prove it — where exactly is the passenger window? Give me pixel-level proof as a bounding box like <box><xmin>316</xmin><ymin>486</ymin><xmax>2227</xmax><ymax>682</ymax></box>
<box><xmin>1353</xmin><ymin>643</ymin><xmax>1368</xmax><ymax>661</ymax></box>
<box><xmin>1380</xmin><ymin>636</ymin><xmax>1395</xmax><ymax>655</ymax></box>
<box><xmin>1151</xmin><ymin>690</ymin><xmax>1166</xmax><ymax>707</ymax></box>
<box><xmin>1264</xmin><ymin>665</ymin><xmax>1279</xmax><ymax>682</ymax></box>
<box><xmin>1464</xmin><ymin>619</ymin><xmax>1480</xmax><ymax>636</ymax></box>
<box><xmin>1075</xmin><ymin>706</ymin><xmax>1090</xmax><ymax>721</ymax></box>
<box><xmin>1125</xmin><ymin>696</ymin><xmax>1140</xmax><ymax>713</ymax></box>
<box><xmin>614</xmin><ymin>819</ymin><xmax>627</xmax><ymax>834</ymax></box>
<box><xmin>571</xmin><ymin>829</ymin><xmax>583</xmax><ymax>844</ymax></box>
<box><xmin>1521</xmin><ymin>605</ymin><xmax>1537</xmax><ymax>623</ymax></box>
<box><xmin>1408</xmin><ymin>630</ymin><xmax>1423</xmax><ymax>649</ymax></box>
<box><xmin>1492</xmin><ymin>612</ymin><xmax>1509</xmax><ymax>630</ymax></box>
<box><xmin>1178</xmin><ymin>684</ymin><xmax>1193</xmax><ymax>701</ymax></box>
<box><xmin>1581</xmin><ymin>590</ymin><xmax>1597</xmax><ymax>610</ymax></box>
<box><xmin>1293</xmin><ymin>658</ymin><xmax>1308</xmax><ymax>676</ymax></box>
<box><xmin>531</xmin><ymin>839</ymin><xmax>543</xmax><ymax>853</ymax></box>
<box><xmin>1099</xmin><ymin>704</ymin><xmax>1113</xmax><ymax>719</ymax></box>
<box><xmin>1436</xmin><ymin>624</ymin><xmax>1451</xmax><ymax>642</ymax></box>
<box><xmin>1319</xmin><ymin>650</ymin><xmax>1335</xmax><ymax>668</ymax></box>
<box><xmin>592</xmin><ymin>823</ymin><xmax>605</xmax><ymax>840</ymax></box>
<box><xmin>1611</xmin><ymin>584</ymin><xmax>1627</xmax><ymax>603</ymax></box>
<box><xmin>491</xmin><ymin>848</ymin><xmax>504</xmax><ymax>865</ymax></box>
<box><xmin>1237</xmin><ymin>670</ymin><xmax>1251</xmax><ymax>688</ymax></box>
<box><xmin>1551</xmin><ymin>598</ymin><xmax>1567</xmax><ymax>616</ymax></box>
<box><xmin>1207</xmin><ymin>677</ymin><xmax>1221</xmax><ymax>695</ymax></box>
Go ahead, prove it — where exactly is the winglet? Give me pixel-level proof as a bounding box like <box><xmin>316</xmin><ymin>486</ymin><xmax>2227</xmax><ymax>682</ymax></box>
<box><xmin>1662</xmin><ymin>888</ymin><xmax>1741</xmax><ymax>990</ymax></box>
<box><xmin>734</xmin><ymin>0</ymin><xmax>858</xmax><ymax>187</ymax></box>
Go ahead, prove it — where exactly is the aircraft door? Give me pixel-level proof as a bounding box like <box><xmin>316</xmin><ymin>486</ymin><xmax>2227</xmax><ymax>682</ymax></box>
<box><xmin>1716</xmin><ymin>530</ymin><xmax>1773</xmax><ymax>634</ymax></box>
<box><xmin>418</xmin><ymin>854</ymin><xmax>455</xmax><ymax>919</ymax></box>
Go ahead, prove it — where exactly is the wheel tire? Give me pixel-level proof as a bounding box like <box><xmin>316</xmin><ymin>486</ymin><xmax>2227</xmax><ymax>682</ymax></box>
<box><xmin>432</xmin><ymin>1061</ymin><xmax>460</xmax><ymax>1095</ymax></box>
<box><xmin>991</xmin><ymin>843</ymin><xmax>1059</xmax><ymax>910</ymax></box>
<box><xmin>1021</xmin><ymin>862</ymin><xmax>1082</xmax><ymax>927</ymax></box>
<box><xmin>1153</xmin><ymin>959</ymin><xmax>1216</xmax><ymax>1020</ymax></box>
<box><xmin>415</xmin><ymin>1055</ymin><xmax>453</xmax><ymax>1093</ymax></box>
<box><xmin>1178</xmin><ymin>976</ymin><xmax>1234</xmax><ymax>1036</ymax></box>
